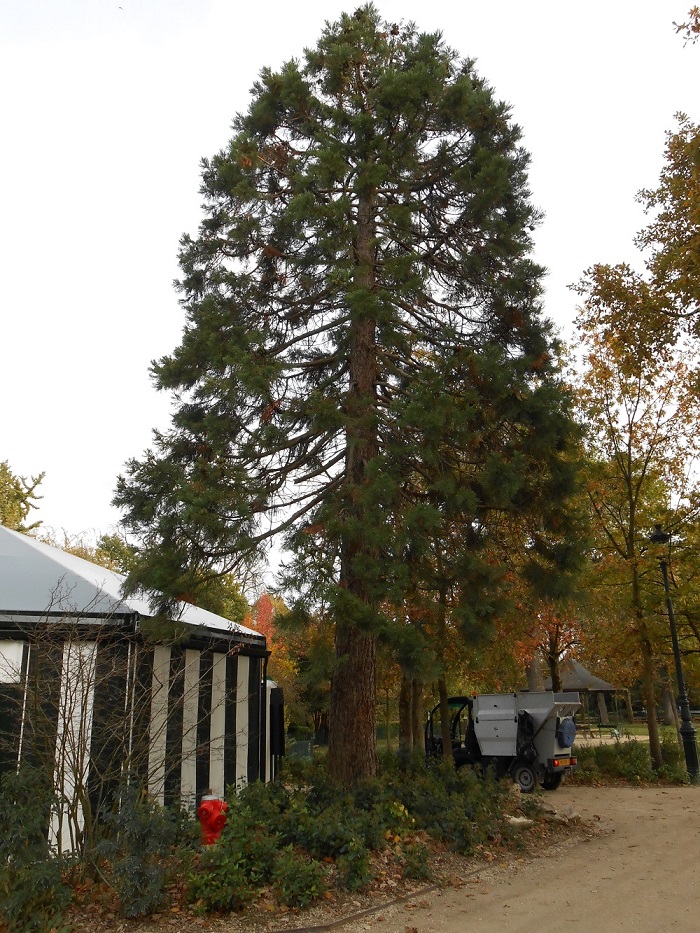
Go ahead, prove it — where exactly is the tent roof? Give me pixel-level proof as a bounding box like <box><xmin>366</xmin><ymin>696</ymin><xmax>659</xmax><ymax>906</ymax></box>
<box><xmin>0</xmin><ymin>525</ymin><xmax>263</xmax><ymax>643</ymax></box>
<box><xmin>544</xmin><ymin>658</ymin><xmax>617</xmax><ymax>692</ymax></box>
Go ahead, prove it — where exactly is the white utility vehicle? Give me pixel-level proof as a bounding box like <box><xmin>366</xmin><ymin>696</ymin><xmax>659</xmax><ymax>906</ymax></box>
<box><xmin>425</xmin><ymin>692</ymin><xmax>580</xmax><ymax>792</ymax></box>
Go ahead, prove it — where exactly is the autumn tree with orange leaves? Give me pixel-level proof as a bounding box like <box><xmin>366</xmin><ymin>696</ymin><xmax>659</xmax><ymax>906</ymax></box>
<box><xmin>571</xmin><ymin>265</ymin><xmax>700</xmax><ymax>767</ymax></box>
<box><xmin>245</xmin><ymin>594</ymin><xmax>300</xmax><ymax>721</ymax></box>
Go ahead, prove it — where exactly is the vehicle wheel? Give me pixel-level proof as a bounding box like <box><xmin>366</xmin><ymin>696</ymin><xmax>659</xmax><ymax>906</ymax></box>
<box><xmin>512</xmin><ymin>761</ymin><xmax>538</xmax><ymax>794</ymax></box>
<box><xmin>541</xmin><ymin>772</ymin><xmax>564</xmax><ymax>791</ymax></box>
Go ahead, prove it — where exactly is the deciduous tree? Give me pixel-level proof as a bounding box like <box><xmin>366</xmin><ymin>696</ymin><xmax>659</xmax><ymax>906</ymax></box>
<box><xmin>572</xmin><ymin>268</ymin><xmax>700</xmax><ymax>765</ymax></box>
<box><xmin>637</xmin><ymin>115</ymin><xmax>700</xmax><ymax>339</ymax></box>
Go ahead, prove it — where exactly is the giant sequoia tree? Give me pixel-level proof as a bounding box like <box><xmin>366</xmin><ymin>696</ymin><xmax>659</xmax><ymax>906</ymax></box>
<box><xmin>115</xmin><ymin>6</ymin><xmax>580</xmax><ymax>784</ymax></box>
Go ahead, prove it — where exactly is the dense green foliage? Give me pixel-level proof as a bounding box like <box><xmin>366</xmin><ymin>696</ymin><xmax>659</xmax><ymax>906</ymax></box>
<box><xmin>571</xmin><ymin>734</ymin><xmax>688</xmax><ymax>784</ymax></box>
<box><xmin>188</xmin><ymin>754</ymin><xmax>509</xmax><ymax>912</ymax></box>
<box><xmin>0</xmin><ymin>768</ymin><xmax>71</xmax><ymax>932</ymax></box>
<box><xmin>96</xmin><ymin>784</ymin><xmax>199</xmax><ymax>919</ymax></box>
<box><xmin>0</xmin><ymin>758</ymin><xmax>510</xmax><ymax>925</ymax></box>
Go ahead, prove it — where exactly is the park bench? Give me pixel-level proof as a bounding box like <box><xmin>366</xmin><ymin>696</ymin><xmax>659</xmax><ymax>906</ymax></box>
<box><xmin>575</xmin><ymin>721</ymin><xmax>625</xmax><ymax>740</ymax></box>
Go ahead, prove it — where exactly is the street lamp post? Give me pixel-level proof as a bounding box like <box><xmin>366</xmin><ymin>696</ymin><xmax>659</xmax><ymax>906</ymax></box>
<box><xmin>649</xmin><ymin>524</ymin><xmax>700</xmax><ymax>783</ymax></box>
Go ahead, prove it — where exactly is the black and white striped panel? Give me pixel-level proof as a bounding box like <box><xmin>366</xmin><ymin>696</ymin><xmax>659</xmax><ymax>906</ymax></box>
<box><xmin>148</xmin><ymin>646</ymin><xmax>264</xmax><ymax>808</ymax></box>
<box><xmin>1</xmin><ymin>637</ymin><xmax>267</xmax><ymax>833</ymax></box>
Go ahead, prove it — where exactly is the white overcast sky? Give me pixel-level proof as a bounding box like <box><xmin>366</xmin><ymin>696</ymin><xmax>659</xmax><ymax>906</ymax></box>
<box><xmin>1</xmin><ymin>0</ymin><xmax>697</xmax><ymax>542</ymax></box>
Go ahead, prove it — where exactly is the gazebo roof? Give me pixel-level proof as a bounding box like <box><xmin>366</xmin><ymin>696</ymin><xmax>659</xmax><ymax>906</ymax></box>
<box><xmin>544</xmin><ymin>658</ymin><xmax>617</xmax><ymax>692</ymax></box>
<box><xmin>0</xmin><ymin>525</ymin><xmax>263</xmax><ymax>643</ymax></box>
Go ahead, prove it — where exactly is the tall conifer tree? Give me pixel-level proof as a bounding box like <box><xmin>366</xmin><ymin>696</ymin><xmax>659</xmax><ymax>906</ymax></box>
<box><xmin>115</xmin><ymin>6</ymin><xmax>580</xmax><ymax>784</ymax></box>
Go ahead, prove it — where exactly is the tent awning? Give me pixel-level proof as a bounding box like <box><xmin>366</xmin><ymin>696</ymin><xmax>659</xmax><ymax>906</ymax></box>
<box><xmin>0</xmin><ymin>525</ymin><xmax>264</xmax><ymax>644</ymax></box>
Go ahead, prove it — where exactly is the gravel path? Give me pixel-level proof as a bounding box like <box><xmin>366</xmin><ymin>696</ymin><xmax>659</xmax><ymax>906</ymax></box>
<box><xmin>357</xmin><ymin>785</ymin><xmax>700</xmax><ymax>933</ymax></box>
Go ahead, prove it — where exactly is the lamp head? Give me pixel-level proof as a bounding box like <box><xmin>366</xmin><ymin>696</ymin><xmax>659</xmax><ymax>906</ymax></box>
<box><xmin>649</xmin><ymin>524</ymin><xmax>670</xmax><ymax>546</ymax></box>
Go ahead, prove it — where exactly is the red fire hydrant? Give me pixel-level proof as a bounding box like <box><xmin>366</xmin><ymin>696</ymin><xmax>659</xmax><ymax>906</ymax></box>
<box><xmin>197</xmin><ymin>794</ymin><xmax>228</xmax><ymax>845</ymax></box>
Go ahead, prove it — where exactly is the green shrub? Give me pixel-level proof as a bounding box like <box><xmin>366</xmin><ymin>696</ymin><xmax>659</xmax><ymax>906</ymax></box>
<box><xmin>659</xmin><ymin>729</ymin><xmax>691</xmax><ymax>782</ymax></box>
<box><xmin>167</xmin><ymin>754</ymin><xmax>511</xmax><ymax>915</ymax></box>
<box><xmin>283</xmin><ymin>798</ymin><xmax>359</xmax><ymax>857</ymax></box>
<box><xmin>596</xmin><ymin>739</ymin><xmax>656</xmax><ymax>781</ymax></box>
<box><xmin>0</xmin><ymin>766</ymin><xmax>72</xmax><ymax>933</ymax></box>
<box><xmin>400</xmin><ymin>840</ymin><xmax>434</xmax><ymax>881</ymax></box>
<box><xmin>188</xmin><ymin>840</ymin><xmax>252</xmax><ymax>913</ymax></box>
<box><xmin>272</xmin><ymin>846</ymin><xmax>327</xmax><ymax>907</ymax></box>
<box><xmin>336</xmin><ymin>836</ymin><xmax>372</xmax><ymax>891</ymax></box>
<box><xmin>243</xmin><ymin>827</ymin><xmax>282</xmax><ymax>885</ymax></box>
<box><xmin>393</xmin><ymin>760</ymin><xmax>506</xmax><ymax>854</ymax></box>
<box><xmin>572</xmin><ymin>735</ymin><xmax>689</xmax><ymax>784</ymax></box>
<box><xmin>98</xmin><ymin>783</ymin><xmax>195</xmax><ymax>918</ymax></box>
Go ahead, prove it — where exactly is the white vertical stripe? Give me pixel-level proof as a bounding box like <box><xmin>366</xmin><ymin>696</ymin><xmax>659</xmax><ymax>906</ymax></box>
<box><xmin>48</xmin><ymin>641</ymin><xmax>97</xmax><ymax>854</ymax></box>
<box><xmin>148</xmin><ymin>645</ymin><xmax>171</xmax><ymax>806</ymax></box>
<box><xmin>0</xmin><ymin>641</ymin><xmax>23</xmax><ymax>683</ymax></box>
<box><xmin>180</xmin><ymin>649</ymin><xmax>200</xmax><ymax>810</ymax></box>
<box><xmin>235</xmin><ymin>655</ymin><xmax>250</xmax><ymax>790</ymax></box>
<box><xmin>209</xmin><ymin>653</ymin><xmax>226</xmax><ymax>797</ymax></box>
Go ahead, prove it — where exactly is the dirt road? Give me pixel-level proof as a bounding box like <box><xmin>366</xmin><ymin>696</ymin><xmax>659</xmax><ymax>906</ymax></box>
<box><xmin>353</xmin><ymin>785</ymin><xmax>700</xmax><ymax>933</ymax></box>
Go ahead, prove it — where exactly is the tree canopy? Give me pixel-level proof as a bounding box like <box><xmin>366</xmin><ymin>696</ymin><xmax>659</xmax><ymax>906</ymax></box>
<box><xmin>576</xmin><ymin>113</ymin><xmax>700</xmax><ymax>358</ymax></box>
<box><xmin>115</xmin><ymin>5</ymin><xmax>582</xmax><ymax>783</ymax></box>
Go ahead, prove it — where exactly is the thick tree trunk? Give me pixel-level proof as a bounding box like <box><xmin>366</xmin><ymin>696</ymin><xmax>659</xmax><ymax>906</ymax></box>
<box><xmin>661</xmin><ymin>668</ymin><xmax>679</xmax><ymax>728</ymax></box>
<box><xmin>327</xmin><ymin>191</ymin><xmax>379</xmax><ymax>785</ymax></box>
<box><xmin>526</xmin><ymin>655</ymin><xmax>545</xmax><ymax>691</ymax></box>
<box><xmin>438</xmin><ymin>676</ymin><xmax>454</xmax><ymax>768</ymax></box>
<box><xmin>383</xmin><ymin>687</ymin><xmax>392</xmax><ymax>753</ymax></box>
<box><xmin>399</xmin><ymin>675</ymin><xmax>413</xmax><ymax>751</ymax></box>
<box><xmin>313</xmin><ymin>711</ymin><xmax>329</xmax><ymax>745</ymax></box>
<box><xmin>639</xmin><ymin>628</ymin><xmax>663</xmax><ymax>768</ymax></box>
<box><xmin>327</xmin><ymin>624</ymin><xmax>377</xmax><ymax>783</ymax></box>
<box><xmin>411</xmin><ymin>679</ymin><xmax>424</xmax><ymax>755</ymax></box>
<box><xmin>399</xmin><ymin>676</ymin><xmax>424</xmax><ymax>755</ymax></box>
<box><xmin>597</xmin><ymin>690</ymin><xmax>610</xmax><ymax>725</ymax></box>
<box><xmin>547</xmin><ymin>648</ymin><xmax>562</xmax><ymax>692</ymax></box>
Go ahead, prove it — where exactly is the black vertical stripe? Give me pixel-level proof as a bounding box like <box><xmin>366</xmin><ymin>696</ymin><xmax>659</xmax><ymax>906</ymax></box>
<box><xmin>130</xmin><ymin>644</ymin><xmax>153</xmax><ymax>789</ymax></box>
<box><xmin>87</xmin><ymin>640</ymin><xmax>129</xmax><ymax>821</ymax></box>
<box><xmin>247</xmin><ymin>656</ymin><xmax>261</xmax><ymax>783</ymax></box>
<box><xmin>164</xmin><ymin>647</ymin><xmax>184</xmax><ymax>807</ymax></box>
<box><xmin>196</xmin><ymin>650</ymin><xmax>213</xmax><ymax>799</ymax></box>
<box><xmin>224</xmin><ymin>653</ymin><xmax>237</xmax><ymax>792</ymax></box>
<box><xmin>23</xmin><ymin>640</ymin><xmax>62</xmax><ymax>773</ymax></box>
